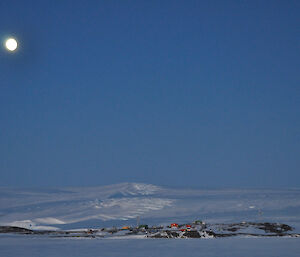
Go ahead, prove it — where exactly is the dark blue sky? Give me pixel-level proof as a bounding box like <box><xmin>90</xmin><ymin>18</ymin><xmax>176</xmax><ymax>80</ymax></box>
<box><xmin>0</xmin><ymin>0</ymin><xmax>299</xmax><ymax>188</ymax></box>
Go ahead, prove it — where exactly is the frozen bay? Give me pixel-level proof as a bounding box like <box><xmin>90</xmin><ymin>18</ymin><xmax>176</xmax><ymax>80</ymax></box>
<box><xmin>1</xmin><ymin>235</ymin><xmax>300</xmax><ymax>257</ymax></box>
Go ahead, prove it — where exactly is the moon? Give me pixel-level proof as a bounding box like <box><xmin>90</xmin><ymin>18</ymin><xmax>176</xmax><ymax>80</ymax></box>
<box><xmin>5</xmin><ymin>38</ymin><xmax>18</xmax><ymax>51</ymax></box>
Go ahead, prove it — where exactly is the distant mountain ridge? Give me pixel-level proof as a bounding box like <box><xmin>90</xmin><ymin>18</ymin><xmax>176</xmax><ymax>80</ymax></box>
<box><xmin>0</xmin><ymin>183</ymin><xmax>300</xmax><ymax>231</ymax></box>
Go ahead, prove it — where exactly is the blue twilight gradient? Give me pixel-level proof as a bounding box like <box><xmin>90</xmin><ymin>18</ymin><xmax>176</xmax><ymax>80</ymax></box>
<box><xmin>0</xmin><ymin>0</ymin><xmax>299</xmax><ymax>187</ymax></box>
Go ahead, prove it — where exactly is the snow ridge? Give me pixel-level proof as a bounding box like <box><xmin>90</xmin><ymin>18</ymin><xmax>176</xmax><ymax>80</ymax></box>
<box><xmin>0</xmin><ymin>183</ymin><xmax>300</xmax><ymax>231</ymax></box>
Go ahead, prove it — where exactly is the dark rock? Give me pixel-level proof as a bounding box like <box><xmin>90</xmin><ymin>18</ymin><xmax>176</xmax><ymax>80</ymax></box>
<box><xmin>0</xmin><ymin>226</ymin><xmax>33</xmax><ymax>234</ymax></box>
<box><xmin>166</xmin><ymin>231</ymin><xmax>179</xmax><ymax>238</ymax></box>
<box><xmin>183</xmin><ymin>231</ymin><xmax>201</xmax><ymax>238</ymax></box>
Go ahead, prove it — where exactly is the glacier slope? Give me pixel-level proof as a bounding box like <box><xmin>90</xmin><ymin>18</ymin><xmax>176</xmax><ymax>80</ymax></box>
<box><xmin>0</xmin><ymin>183</ymin><xmax>300</xmax><ymax>231</ymax></box>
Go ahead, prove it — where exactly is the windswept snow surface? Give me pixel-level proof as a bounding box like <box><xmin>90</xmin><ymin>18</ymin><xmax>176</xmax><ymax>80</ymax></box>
<box><xmin>0</xmin><ymin>236</ymin><xmax>300</xmax><ymax>257</ymax></box>
<box><xmin>0</xmin><ymin>183</ymin><xmax>300</xmax><ymax>231</ymax></box>
<box><xmin>1</xmin><ymin>183</ymin><xmax>300</xmax><ymax>256</ymax></box>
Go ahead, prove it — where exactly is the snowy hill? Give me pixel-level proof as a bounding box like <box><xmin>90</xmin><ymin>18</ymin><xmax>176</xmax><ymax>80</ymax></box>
<box><xmin>0</xmin><ymin>183</ymin><xmax>300</xmax><ymax>231</ymax></box>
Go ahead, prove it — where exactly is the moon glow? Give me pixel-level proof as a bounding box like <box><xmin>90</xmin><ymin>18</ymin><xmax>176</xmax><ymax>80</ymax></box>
<box><xmin>5</xmin><ymin>38</ymin><xmax>18</xmax><ymax>51</ymax></box>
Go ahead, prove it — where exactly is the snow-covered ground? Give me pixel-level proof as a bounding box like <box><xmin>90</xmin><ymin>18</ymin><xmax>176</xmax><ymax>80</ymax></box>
<box><xmin>1</xmin><ymin>183</ymin><xmax>300</xmax><ymax>231</ymax></box>
<box><xmin>0</xmin><ymin>235</ymin><xmax>300</xmax><ymax>257</ymax></box>
<box><xmin>1</xmin><ymin>183</ymin><xmax>300</xmax><ymax>256</ymax></box>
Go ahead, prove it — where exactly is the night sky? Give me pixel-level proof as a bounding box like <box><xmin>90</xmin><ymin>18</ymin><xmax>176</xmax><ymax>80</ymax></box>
<box><xmin>0</xmin><ymin>0</ymin><xmax>299</xmax><ymax>187</ymax></box>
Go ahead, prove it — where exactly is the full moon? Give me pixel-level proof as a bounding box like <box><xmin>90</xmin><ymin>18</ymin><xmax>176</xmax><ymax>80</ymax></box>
<box><xmin>5</xmin><ymin>38</ymin><xmax>18</xmax><ymax>51</ymax></box>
